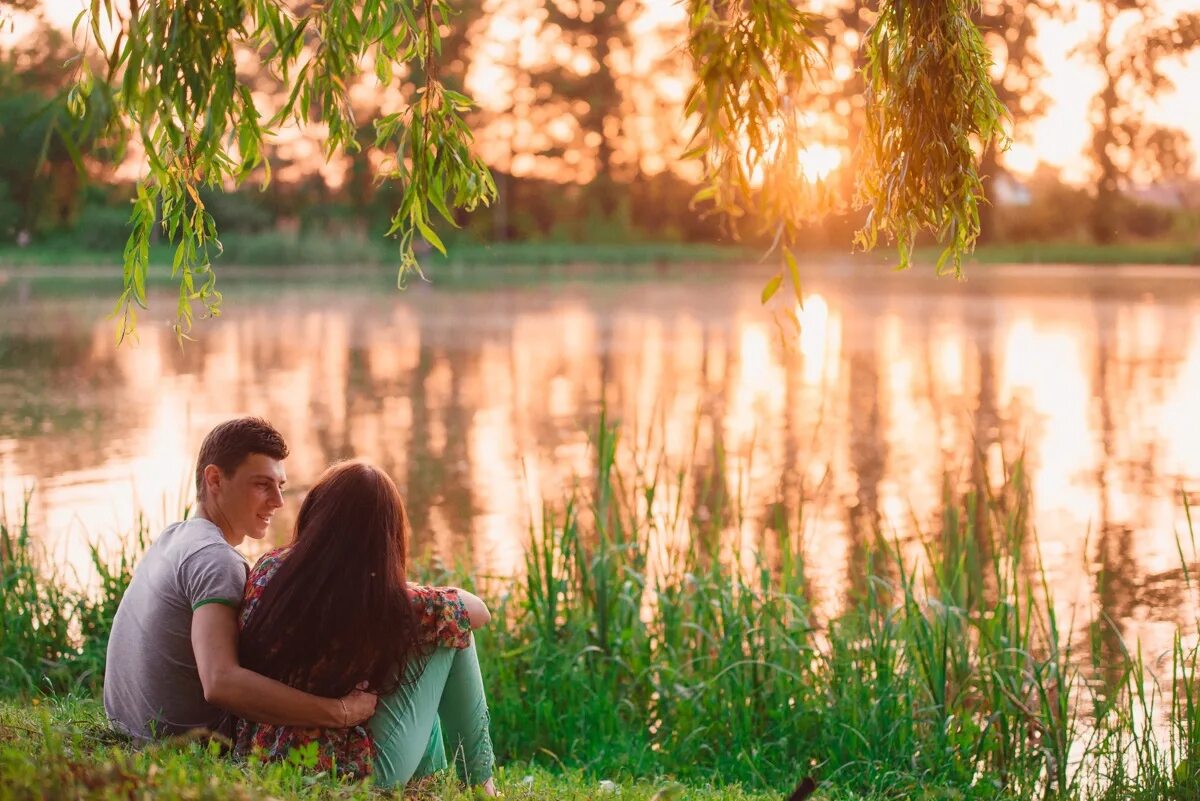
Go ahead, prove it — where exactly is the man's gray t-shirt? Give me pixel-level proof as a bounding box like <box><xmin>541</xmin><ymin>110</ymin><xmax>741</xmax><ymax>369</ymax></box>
<box><xmin>103</xmin><ymin>518</ymin><xmax>249</xmax><ymax>741</ymax></box>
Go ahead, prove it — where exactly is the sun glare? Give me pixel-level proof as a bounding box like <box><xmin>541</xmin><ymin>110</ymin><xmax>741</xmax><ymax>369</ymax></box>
<box><xmin>1003</xmin><ymin>142</ymin><xmax>1040</xmax><ymax>176</ymax></box>
<box><xmin>798</xmin><ymin>145</ymin><xmax>843</xmax><ymax>182</ymax></box>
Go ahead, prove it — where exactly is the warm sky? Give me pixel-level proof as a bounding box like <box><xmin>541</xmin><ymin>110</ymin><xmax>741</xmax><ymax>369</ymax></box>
<box><xmin>18</xmin><ymin>0</ymin><xmax>1200</xmax><ymax>183</ymax></box>
<box><xmin>1012</xmin><ymin>0</ymin><xmax>1200</xmax><ymax>182</ymax></box>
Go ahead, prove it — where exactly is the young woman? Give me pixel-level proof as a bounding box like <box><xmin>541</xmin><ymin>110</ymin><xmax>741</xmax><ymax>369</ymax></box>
<box><xmin>234</xmin><ymin>460</ymin><xmax>498</xmax><ymax>795</ymax></box>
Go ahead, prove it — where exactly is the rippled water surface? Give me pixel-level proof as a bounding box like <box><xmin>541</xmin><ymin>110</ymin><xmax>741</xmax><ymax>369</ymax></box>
<box><xmin>2</xmin><ymin>264</ymin><xmax>1199</xmax><ymax>659</ymax></box>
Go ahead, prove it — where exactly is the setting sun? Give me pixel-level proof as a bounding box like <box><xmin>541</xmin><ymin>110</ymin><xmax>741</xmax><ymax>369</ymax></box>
<box><xmin>798</xmin><ymin>144</ymin><xmax>844</xmax><ymax>182</ymax></box>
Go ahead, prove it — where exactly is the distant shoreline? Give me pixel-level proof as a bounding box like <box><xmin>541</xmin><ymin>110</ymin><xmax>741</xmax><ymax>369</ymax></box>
<box><xmin>0</xmin><ymin>238</ymin><xmax>1196</xmax><ymax>272</ymax></box>
<box><xmin>1</xmin><ymin>241</ymin><xmax>1197</xmax><ymax>298</ymax></box>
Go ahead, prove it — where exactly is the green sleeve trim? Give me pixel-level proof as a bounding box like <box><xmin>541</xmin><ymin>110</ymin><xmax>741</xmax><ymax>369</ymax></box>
<box><xmin>192</xmin><ymin>597</ymin><xmax>238</xmax><ymax>611</ymax></box>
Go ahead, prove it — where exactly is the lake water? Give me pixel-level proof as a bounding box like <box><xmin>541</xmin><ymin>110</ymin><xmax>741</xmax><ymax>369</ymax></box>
<box><xmin>2</xmin><ymin>263</ymin><xmax>1199</xmax><ymax>664</ymax></box>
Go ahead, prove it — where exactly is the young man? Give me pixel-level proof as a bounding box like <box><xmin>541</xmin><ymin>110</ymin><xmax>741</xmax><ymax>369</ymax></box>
<box><xmin>103</xmin><ymin>417</ymin><xmax>377</xmax><ymax>741</ymax></box>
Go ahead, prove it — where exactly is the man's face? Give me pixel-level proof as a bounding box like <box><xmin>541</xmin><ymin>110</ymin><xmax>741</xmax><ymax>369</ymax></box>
<box><xmin>206</xmin><ymin>453</ymin><xmax>287</xmax><ymax>544</ymax></box>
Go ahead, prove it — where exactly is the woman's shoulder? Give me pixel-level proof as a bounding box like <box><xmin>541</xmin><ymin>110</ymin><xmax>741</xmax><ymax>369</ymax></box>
<box><xmin>241</xmin><ymin>547</ymin><xmax>292</xmax><ymax>625</ymax></box>
<box><xmin>248</xmin><ymin>546</ymin><xmax>292</xmax><ymax>580</ymax></box>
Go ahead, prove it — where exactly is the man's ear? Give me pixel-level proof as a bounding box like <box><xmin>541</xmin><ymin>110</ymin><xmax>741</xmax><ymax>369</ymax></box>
<box><xmin>202</xmin><ymin>464</ymin><xmax>224</xmax><ymax>498</ymax></box>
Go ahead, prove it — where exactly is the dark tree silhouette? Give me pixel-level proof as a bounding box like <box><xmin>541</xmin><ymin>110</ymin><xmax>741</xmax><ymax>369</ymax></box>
<box><xmin>0</xmin><ymin>15</ymin><xmax>115</xmax><ymax>238</ymax></box>
<box><xmin>511</xmin><ymin>0</ymin><xmax>631</xmax><ymax>220</ymax></box>
<box><xmin>1087</xmin><ymin>3</ymin><xmax>1199</xmax><ymax>243</ymax></box>
<box><xmin>974</xmin><ymin>0</ymin><xmax>1056</xmax><ymax>242</ymax></box>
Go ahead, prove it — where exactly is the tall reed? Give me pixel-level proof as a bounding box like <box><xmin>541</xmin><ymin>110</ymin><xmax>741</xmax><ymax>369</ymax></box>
<box><xmin>0</xmin><ymin>496</ymin><xmax>141</xmax><ymax>695</ymax></box>
<box><xmin>2</xmin><ymin>421</ymin><xmax>1198</xmax><ymax>799</ymax></box>
<box><xmin>475</xmin><ymin>418</ymin><xmax>1199</xmax><ymax>796</ymax></box>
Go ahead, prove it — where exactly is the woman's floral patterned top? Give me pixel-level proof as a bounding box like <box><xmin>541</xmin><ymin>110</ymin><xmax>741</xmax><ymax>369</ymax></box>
<box><xmin>232</xmin><ymin>547</ymin><xmax>473</xmax><ymax>778</ymax></box>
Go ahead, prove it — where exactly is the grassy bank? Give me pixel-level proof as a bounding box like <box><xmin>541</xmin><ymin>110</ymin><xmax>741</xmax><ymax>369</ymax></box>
<box><xmin>922</xmin><ymin>240</ymin><xmax>1200</xmax><ymax>266</ymax></box>
<box><xmin>0</xmin><ymin>237</ymin><xmax>752</xmax><ymax>270</ymax></box>
<box><xmin>0</xmin><ymin>236</ymin><xmax>1195</xmax><ymax>272</ymax></box>
<box><xmin>0</xmin><ymin>699</ymin><xmax>784</xmax><ymax>801</ymax></box>
<box><xmin>3</xmin><ymin>420</ymin><xmax>1200</xmax><ymax>799</ymax></box>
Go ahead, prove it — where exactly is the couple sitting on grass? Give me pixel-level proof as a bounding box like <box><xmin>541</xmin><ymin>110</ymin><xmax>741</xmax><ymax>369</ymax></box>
<box><xmin>102</xmin><ymin>417</ymin><xmax>499</xmax><ymax>795</ymax></box>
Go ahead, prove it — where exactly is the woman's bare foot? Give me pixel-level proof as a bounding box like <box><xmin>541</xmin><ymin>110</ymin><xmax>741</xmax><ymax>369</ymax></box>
<box><xmin>478</xmin><ymin>777</ymin><xmax>500</xmax><ymax>797</ymax></box>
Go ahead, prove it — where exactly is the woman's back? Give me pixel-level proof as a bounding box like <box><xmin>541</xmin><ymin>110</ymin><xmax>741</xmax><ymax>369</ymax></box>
<box><xmin>234</xmin><ymin>546</ymin><xmax>475</xmax><ymax>778</ymax></box>
<box><xmin>237</xmin><ymin>461</ymin><xmax>424</xmax><ymax>700</ymax></box>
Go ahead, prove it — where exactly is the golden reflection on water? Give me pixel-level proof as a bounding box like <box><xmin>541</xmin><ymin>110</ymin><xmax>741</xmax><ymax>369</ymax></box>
<box><xmin>2</xmin><ymin>271</ymin><xmax>1199</xmax><ymax>661</ymax></box>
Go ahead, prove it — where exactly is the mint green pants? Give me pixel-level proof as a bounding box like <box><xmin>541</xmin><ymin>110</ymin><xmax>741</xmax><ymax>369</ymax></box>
<box><xmin>367</xmin><ymin>634</ymin><xmax>495</xmax><ymax>789</ymax></box>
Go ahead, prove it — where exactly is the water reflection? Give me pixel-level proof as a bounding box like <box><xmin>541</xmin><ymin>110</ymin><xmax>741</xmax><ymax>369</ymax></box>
<box><xmin>1</xmin><ymin>269</ymin><xmax>1199</xmax><ymax>660</ymax></box>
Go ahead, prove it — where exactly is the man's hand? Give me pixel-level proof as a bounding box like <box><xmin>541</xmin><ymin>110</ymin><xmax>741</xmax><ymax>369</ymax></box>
<box><xmin>339</xmin><ymin>686</ymin><xmax>378</xmax><ymax>726</ymax></box>
<box><xmin>192</xmin><ymin>603</ymin><xmax>370</xmax><ymax>728</ymax></box>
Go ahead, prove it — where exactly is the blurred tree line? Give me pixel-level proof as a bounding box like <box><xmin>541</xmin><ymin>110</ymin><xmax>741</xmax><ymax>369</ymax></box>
<box><xmin>1</xmin><ymin>0</ymin><xmax>1197</xmax><ymax>256</ymax></box>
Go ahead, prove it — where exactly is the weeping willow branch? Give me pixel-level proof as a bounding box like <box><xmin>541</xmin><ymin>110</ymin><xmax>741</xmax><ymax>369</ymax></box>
<box><xmin>73</xmin><ymin>0</ymin><xmax>494</xmax><ymax>341</ymax></box>
<box><xmin>855</xmin><ymin>0</ymin><xmax>1009</xmax><ymax>276</ymax></box>
<box><xmin>683</xmin><ymin>0</ymin><xmax>826</xmax><ymax>309</ymax></box>
<box><xmin>71</xmin><ymin>0</ymin><xmax>1005</xmax><ymax>341</ymax></box>
<box><xmin>682</xmin><ymin>0</ymin><xmax>1006</xmax><ymax>314</ymax></box>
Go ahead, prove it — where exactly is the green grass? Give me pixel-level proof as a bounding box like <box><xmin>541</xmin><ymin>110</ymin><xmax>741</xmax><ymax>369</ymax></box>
<box><xmin>2</xmin><ymin>235</ymin><xmax>1196</xmax><ymax>272</ymax></box>
<box><xmin>0</xmin><ymin>237</ymin><xmax>751</xmax><ymax>270</ymax></box>
<box><xmin>2</xmin><ymin>419</ymin><xmax>1200</xmax><ymax>799</ymax></box>
<box><xmin>438</xmin><ymin>241</ymin><xmax>751</xmax><ymax>266</ymax></box>
<box><xmin>938</xmin><ymin>241</ymin><xmax>1199</xmax><ymax>266</ymax></box>
<box><xmin>0</xmin><ymin>495</ymin><xmax>140</xmax><ymax>696</ymax></box>
<box><xmin>0</xmin><ymin>698</ymin><xmax>783</xmax><ymax>800</ymax></box>
<box><xmin>0</xmin><ymin>238</ymin><xmax>755</xmax><ymax>298</ymax></box>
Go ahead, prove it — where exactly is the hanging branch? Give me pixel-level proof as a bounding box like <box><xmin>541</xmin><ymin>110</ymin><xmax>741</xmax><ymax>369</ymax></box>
<box><xmin>72</xmin><ymin>0</ymin><xmax>494</xmax><ymax>341</ymax></box>
<box><xmin>376</xmin><ymin>0</ymin><xmax>496</xmax><ymax>285</ymax></box>
<box><xmin>683</xmin><ymin>0</ymin><xmax>826</xmax><ymax>309</ymax></box>
<box><xmin>682</xmin><ymin>0</ymin><xmax>1006</xmax><ymax>314</ymax></box>
<box><xmin>69</xmin><ymin>0</ymin><xmax>1007</xmax><ymax>340</ymax></box>
<box><xmin>855</xmin><ymin>0</ymin><xmax>1009</xmax><ymax>276</ymax></box>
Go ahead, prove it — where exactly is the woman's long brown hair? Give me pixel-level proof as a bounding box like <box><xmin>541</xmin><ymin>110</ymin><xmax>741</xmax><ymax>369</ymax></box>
<box><xmin>239</xmin><ymin>460</ymin><xmax>425</xmax><ymax>698</ymax></box>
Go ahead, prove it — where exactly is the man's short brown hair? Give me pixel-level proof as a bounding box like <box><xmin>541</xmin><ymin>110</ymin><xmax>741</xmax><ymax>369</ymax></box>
<box><xmin>195</xmin><ymin>417</ymin><xmax>289</xmax><ymax>499</ymax></box>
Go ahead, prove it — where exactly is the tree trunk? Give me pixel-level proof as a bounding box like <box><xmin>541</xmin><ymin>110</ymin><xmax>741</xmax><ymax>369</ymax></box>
<box><xmin>1090</xmin><ymin>3</ymin><xmax>1120</xmax><ymax>244</ymax></box>
<box><xmin>587</xmin><ymin>7</ymin><xmax>619</xmax><ymax>220</ymax></box>
<box><xmin>977</xmin><ymin>142</ymin><xmax>1000</xmax><ymax>245</ymax></box>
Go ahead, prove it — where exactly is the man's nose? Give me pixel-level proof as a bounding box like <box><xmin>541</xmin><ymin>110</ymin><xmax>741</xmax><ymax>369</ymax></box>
<box><xmin>269</xmin><ymin>485</ymin><xmax>285</xmax><ymax>508</ymax></box>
